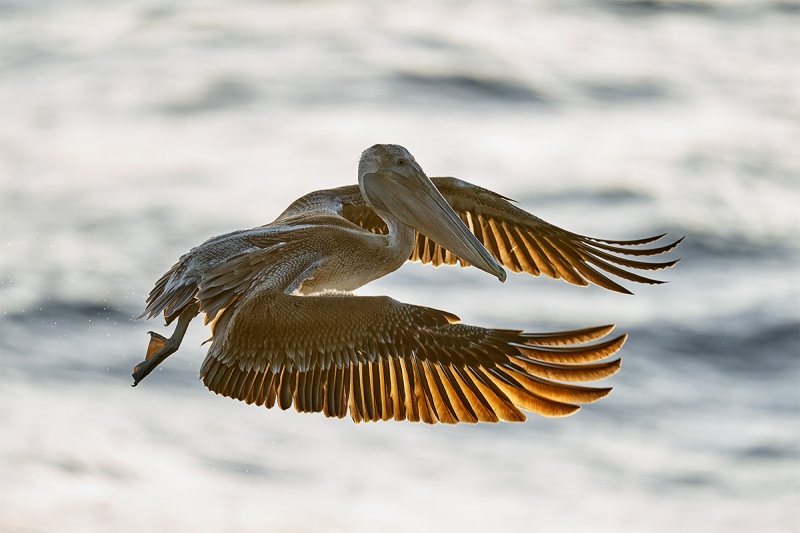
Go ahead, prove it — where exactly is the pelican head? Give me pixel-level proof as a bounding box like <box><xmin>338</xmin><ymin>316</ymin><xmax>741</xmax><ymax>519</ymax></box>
<box><xmin>358</xmin><ymin>144</ymin><xmax>506</xmax><ymax>282</ymax></box>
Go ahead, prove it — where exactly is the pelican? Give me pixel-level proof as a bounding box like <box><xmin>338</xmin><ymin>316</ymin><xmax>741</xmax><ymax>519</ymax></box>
<box><xmin>132</xmin><ymin>144</ymin><xmax>682</xmax><ymax>424</ymax></box>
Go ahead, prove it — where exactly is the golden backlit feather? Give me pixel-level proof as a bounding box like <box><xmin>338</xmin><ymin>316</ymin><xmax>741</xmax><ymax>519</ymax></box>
<box><xmin>198</xmin><ymin>289</ymin><xmax>625</xmax><ymax>424</ymax></box>
<box><xmin>341</xmin><ymin>177</ymin><xmax>682</xmax><ymax>294</ymax></box>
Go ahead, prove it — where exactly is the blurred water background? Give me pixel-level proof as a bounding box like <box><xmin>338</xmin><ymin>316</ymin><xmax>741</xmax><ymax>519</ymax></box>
<box><xmin>1</xmin><ymin>0</ymin><xmax>799</xmax><ymax>531</ymax></box>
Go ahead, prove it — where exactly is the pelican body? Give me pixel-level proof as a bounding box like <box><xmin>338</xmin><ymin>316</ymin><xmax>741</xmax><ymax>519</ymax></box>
<box><xmin>133</xmin><ymin>144</ymin><xmax>681</xmax><ymax>424</ymax></box>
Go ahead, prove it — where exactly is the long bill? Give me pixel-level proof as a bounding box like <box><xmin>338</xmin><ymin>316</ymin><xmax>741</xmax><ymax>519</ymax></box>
<box><xmin>364</xmin><ymin>171</ymin><xmax>507</xmax><ymax>282</ymax></box>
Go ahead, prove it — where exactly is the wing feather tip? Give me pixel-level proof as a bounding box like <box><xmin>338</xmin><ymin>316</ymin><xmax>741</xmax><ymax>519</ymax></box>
<box><xmin>545</xmin><ymin>404</ymin><xmax>581</xmax><ymax>418</ymax></box>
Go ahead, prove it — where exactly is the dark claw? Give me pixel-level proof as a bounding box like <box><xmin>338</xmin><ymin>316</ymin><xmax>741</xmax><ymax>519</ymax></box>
<box><xmin>147</xmin><ymin>331</ymin><xmax>168</xmax><ymax>342</ymax></box>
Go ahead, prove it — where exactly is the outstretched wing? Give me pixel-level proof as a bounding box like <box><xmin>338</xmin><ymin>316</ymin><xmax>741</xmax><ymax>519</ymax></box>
<box><xmin>199</xmin><ymin>290</ymin><xmax>624</xmax><ymax>424</ymax></box>
<box><xmin>340</xmin><ymin>177</ymin><xmax>683</xmax><ymax>294</ymax></box>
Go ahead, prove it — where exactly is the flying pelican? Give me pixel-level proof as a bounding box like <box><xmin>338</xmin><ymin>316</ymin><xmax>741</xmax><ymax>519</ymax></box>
<box><xmin>132</xmin><ymin>144</ymin><xmax>681</xmax><ymax>424</ymax></box>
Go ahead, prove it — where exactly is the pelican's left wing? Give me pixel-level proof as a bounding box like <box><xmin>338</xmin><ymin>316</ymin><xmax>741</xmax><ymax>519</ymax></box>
<box><xmin>339</xmin><ymin>177</ymin><xmax>682</xmax><ymax>294</ymax></box>
<box><xmin>199</xmin><ymin>290</ymin><xmax>625</xmax><ymax>424</ymax></box>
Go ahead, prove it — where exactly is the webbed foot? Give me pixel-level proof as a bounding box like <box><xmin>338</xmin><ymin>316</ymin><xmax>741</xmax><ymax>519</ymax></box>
<box><xmin>131</xmin><ymin>304</ymin><xmax>199</xmax><ymax>387</ymax></box>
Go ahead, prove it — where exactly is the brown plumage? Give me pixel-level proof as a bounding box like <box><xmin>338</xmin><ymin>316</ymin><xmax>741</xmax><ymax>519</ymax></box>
<box><xmin>340</xmin><ymin>177</ymin><xmax>682</xmax><ymax>295</ymax></box>
<box><xmin>132</xmin><ymin>144</ymin><xmax>682</xmax><ymax>424</ymax></box>
<box><xmin>199</xmin><ymin>297</ymin><xmax>624</xmax><ymax>424</ymax></box>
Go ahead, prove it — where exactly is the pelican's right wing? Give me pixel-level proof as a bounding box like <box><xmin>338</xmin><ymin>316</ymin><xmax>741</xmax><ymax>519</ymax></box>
<box><xmin>339</xmin><ymin>177</ymin><xmax>682</xmax><ymax>294</ymax></box>
<box><xmin>199</xmin><ymin>290</ymin><xmax>624</xmax><ymax>424</ymax></box>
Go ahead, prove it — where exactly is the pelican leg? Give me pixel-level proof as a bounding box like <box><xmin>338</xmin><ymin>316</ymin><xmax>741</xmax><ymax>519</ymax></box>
<box><xmin>132</xmin><ymin>303</ymin><xmax>200</xmax><ymax>386</ymax></box>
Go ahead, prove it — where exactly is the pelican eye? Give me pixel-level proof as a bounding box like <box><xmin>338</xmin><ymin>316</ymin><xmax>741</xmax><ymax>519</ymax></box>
<box><xmin>396</xmin><ymin>158</ymin><xmax>406</xmax><ymax>167</ymax></box>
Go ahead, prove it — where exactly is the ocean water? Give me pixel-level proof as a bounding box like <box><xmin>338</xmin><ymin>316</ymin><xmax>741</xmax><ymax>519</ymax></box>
<box><xmin>1</xmin><ymin>0</ymin><xmax>798</xmax><ymax>531</ymax></box>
